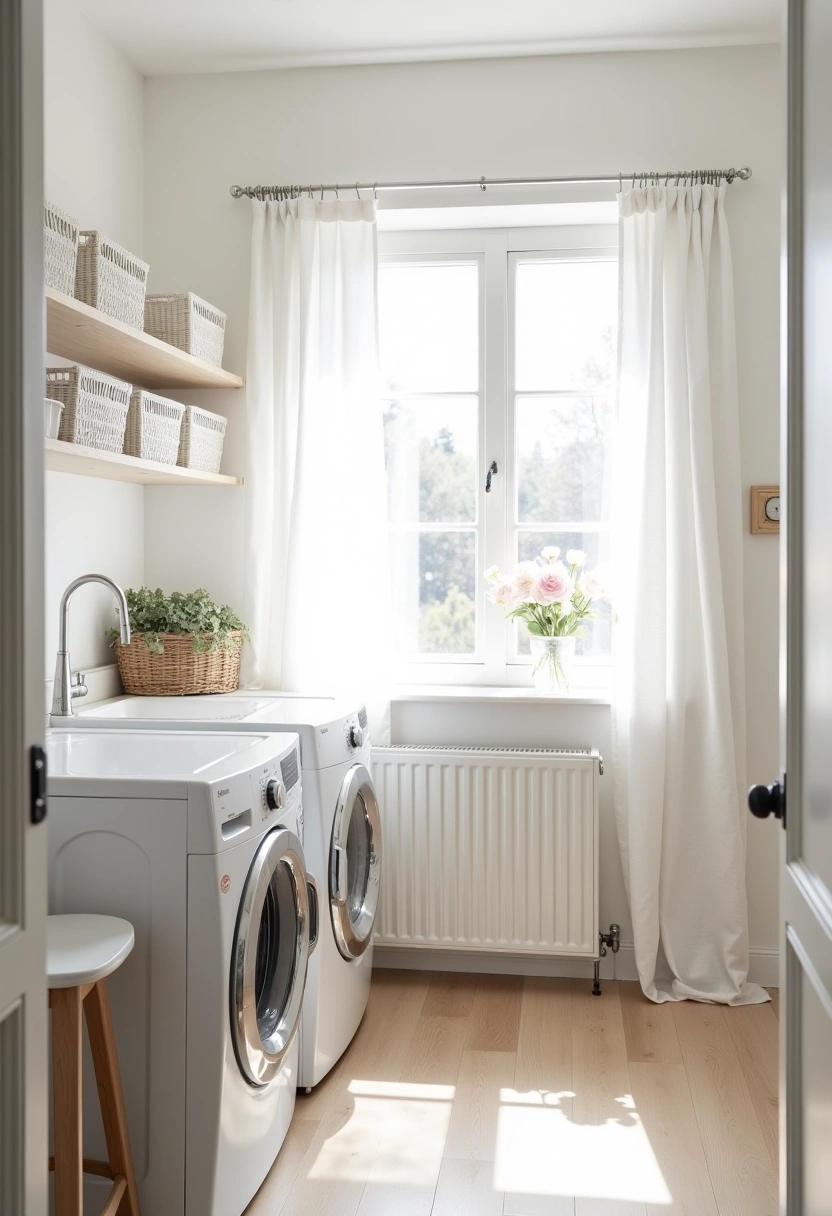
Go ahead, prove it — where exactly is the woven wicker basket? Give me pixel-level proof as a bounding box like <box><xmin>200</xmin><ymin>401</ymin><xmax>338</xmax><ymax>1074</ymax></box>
<box><xmin>44</xmin><ymin>201</ymin><xmax>79</xmax><ymax>296</ymax></box>
<box><xmin>145</xmin><ymin>293</ymin><xmax>226</xmax><ymax>367</ymax></box>
<box><xmin>115</xmin><ymin>632</ymin><xmax>243</xmax><ymax>696</ymax></box>
<box><xmin>46</xmin><ymin>364</ymin><xmax>132</xmax><ymax>452</ymax></box>
<box><xmin>178</xmin><ymin>405</ymin><xmax>227</xmax><ymax>474</ymax></box>
<box><xmin>124</xmin><ymin>389</ymin><xmax>185</xmax><ymax>464</ymax></box>
<box><xmin>75</xmin><ymin>230</ymin><xmax>149</xmax><ymax>329</ymax></box>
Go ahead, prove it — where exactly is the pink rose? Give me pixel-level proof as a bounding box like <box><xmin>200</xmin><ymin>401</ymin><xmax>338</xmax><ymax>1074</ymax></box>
<box><xmin>489</xmin><ymin>580</ymin><xmax>521</xmax><ymax>610</ymax></box>
<box><xmin>531</xmin><ymin>564</ymin><xmax>573</xmax><ymax>606</ymax></box>
<box><xmin>511</xmin><ymin>560</ymin><xmax>541</xmax><ymax>600</ymax></box>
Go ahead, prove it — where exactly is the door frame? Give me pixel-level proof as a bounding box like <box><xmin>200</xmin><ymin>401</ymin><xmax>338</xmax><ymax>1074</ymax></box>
<box><xmin>0</xmin><ymin>0</ymin><xmax>48</xmax><ymax>1210</ymax></box>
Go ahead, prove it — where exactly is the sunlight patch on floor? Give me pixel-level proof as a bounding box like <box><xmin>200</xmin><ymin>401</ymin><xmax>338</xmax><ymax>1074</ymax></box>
<box><xmin>494</xmin><ymin>1089</ymin><xmax>673</xmax><ymax>1205</ymax></box>
<box><xmin>306</xmin><ymin>1079</ymin><xmax>455</xmax><ymax>1186</ymax></box>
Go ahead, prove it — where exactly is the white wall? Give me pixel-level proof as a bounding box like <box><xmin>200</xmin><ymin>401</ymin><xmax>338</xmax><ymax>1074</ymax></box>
<box><xmin>43</xmin><ymin>0</ymin><xmax>146</xmax><ymax>678</ymax></box>
<box><xmin>142</xmin><ymin>45</ymin><xmax>783</xmax><ymax>966</ymax></box>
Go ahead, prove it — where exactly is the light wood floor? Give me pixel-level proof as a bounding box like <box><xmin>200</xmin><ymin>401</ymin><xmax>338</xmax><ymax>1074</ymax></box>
<box><xmin>246</xmin><ymin>972</ymin><xmax>780</xmax><ymax>1216</ymax></box>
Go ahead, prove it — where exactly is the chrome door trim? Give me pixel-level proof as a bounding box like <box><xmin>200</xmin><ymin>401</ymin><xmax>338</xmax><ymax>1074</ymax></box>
<box><xmin>329</xmin><ymin>764</ymin><xmax>382</xmax><ymax>961</ymax></box>
<box><xmin>231</xmin><ymin>828</ymin><xmax>310</xmax><ymax>1087</ymax></box>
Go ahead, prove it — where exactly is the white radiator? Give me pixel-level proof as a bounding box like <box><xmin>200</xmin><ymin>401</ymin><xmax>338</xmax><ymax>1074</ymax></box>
<box><xmin>371</xmin><ymin>746</ymin><xmax>601</xmax><ymax>958</ymax></box>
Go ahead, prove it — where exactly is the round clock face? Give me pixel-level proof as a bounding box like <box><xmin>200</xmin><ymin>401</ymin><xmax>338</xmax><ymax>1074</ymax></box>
<box><xmin>765</xmin><ymin>496</ymin><xmax>781</xmax><ymax>522</ymax></box>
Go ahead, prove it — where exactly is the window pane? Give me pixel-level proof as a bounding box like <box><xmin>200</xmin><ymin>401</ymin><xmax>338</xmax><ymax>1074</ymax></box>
<box><xmin>516</xmin><ymin>395</ymin><xmax>611</xmax><ymax>524</ymax></box>
<box><xmin>515</xmin><ymin>531</ymin><xmax>610</xmax><ymax>658</ymax></box>
<box><xmin>379</xmin><ymin>262</ymin><xmax>479</xmax><ymax>393</ymax></box>
<box><xmin>384</xmin><ymin>396</ymin><xmax>477</xmax><ymax>524</ymax></box>
<box><xmin>515</xmin><ymin>259</ymin><xmax>617</xmax><ymax>391</ymax></box>
<box><xmin>390</xmin><ymin>531</ymin><xmax>476</xmax><ymax>655</ymax></box>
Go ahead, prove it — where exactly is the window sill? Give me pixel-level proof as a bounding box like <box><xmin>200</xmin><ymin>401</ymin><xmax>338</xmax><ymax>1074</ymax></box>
<box><xmin>391</xmin><ymin>684</ymin><xmax>612</xmax><ymax>707</ymax></box>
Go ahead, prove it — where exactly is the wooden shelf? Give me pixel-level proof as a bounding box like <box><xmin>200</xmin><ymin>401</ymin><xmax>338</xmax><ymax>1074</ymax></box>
<box><xmin>45</xmin><ymin>439</ymin><xmax>243</xmax><ymax>486</ymax></box>
<box><xmin>46</xmin><ymin>288</ymin><xmax>245</xmax><ymax>391</ymax></box>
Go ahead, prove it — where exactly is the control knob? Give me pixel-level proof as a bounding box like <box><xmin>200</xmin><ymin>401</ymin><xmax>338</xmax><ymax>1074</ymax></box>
<box><xmin>348</xmin><ymin>724</ymin><xmax>365</xmax><ymax>749</ymax></box>
<box><xmin>266</xmin><ymin>779</ymin><xmax>287</xmax><ymax>812</ymax></box>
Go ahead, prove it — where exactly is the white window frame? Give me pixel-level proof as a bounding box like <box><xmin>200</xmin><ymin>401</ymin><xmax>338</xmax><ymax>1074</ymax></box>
<box><xmin>379</xmin><ymin>223</ymin><xmax>618</xmax><ymax>688</ymax></box>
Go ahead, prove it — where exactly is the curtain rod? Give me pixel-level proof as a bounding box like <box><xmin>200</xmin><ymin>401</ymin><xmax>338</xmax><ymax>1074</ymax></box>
<box><xmin>229</xmin><ymin>166</ymin><xmax>752</xmax><ymax>200</ymax></box>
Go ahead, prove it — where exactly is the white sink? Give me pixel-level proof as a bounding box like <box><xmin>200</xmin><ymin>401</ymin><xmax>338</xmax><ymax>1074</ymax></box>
<box><xmin>47</xmin><ymin>729</ymin><xmax>274</xmax><ymax>777</ymax></box>
<box><xmin>73</xmin><ymin>695</ymin><xmax>279</xmax><ymax>723</ymax></box>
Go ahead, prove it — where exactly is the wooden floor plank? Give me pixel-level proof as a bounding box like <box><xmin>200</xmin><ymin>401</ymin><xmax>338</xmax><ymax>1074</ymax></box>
<box><xmin>514</xmin><ymin>978</ymin><xmax>572</xmax><ymax>1098</ymax></box>
<box><xmin>344</xmin><ymin>969</ymin><xmax>433</xmax><ymax>1081</ymax></box>
<box><xmin>571</xmin><ymin>982</ymin><xmax>646</xmax><ymax>1216</ymax></box>
<box><xmin>628</xmin><ymin>1062</ymin><xmax>719</xmax><ymax>1216</ymax></box>
<box><xmin>431</xmin><ymin>1159</ymin><xmax>503</xmax><ymax>1216</ymax></box>
<box><xmin>422</xmin><ymin>972</ymin><xmax>478</xmax><ymax>1019</ymax></box>
<box><xmin>400</xmin><ymin>1014</ymin><xmax>469</xmax><ymax>1086</ymax></box>
<box><xmin>724</xmin><ymin>1003</ymin><xmax>779</xmax><ymax>1166</ymax></box>
<box><xmin>618</xmin><ymin>982</ymin><xmax>683</xmax><ymax>1065</ymax></box>
<box><xmin>765</xmin><ymin>988</ymin><xmax>779</xmax><ymax>1020</ymax></box>
<box><xmin>465</xmin><ymin>975</ymin><xmax>523</xmax><ymax>1052</ymax></box>
<box><xmin>444</xmin><ymin>1049</ymin><xmax>516</xmax><ymax>1161</ymax></box>
<box><xmin>673</xmin><ymin>1002</ymin><xmax>777</xmax><ymax>1216</ymax></box>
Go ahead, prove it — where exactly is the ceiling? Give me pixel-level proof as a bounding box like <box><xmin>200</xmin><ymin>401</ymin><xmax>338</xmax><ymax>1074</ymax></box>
<box><xmin>75</xmin><ymin>0</ymin><xmax>781</xmax><ymax>76</ymax></box>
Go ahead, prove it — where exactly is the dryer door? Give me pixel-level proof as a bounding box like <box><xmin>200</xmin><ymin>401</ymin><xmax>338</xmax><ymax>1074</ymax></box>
<box><xmin>231</xmin><ymin>827</ymin><xmax>311</xmax><ymax>1087</ymax></box>
<box><xmin>329</xmin><ymin>763</ymin><xmax>382</xmax><ymax>960</ymax></box>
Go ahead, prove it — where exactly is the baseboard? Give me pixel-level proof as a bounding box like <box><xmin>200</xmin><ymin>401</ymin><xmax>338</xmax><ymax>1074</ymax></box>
<box><xmin>374</xmin><ymin>943</ymin><xmax>779</xmax><ymax>988</ymax></box>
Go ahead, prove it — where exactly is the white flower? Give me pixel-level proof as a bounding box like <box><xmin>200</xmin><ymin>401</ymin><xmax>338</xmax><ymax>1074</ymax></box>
<box><xmin>512</xmin><ymin>560</ymin><xmax>542</xmax><ymax>600</ymax></box>
<box><xmin>540</xmin><ymin>546</ymin><xmax>560</xmax><ymax>562</ymax></box>
<box><xmin>489</xmin><ymin>580</ymin><xmax>521</xmax><ymax>610</ymax></box>
<box><xmin>565</xmin><ymin>549</ymin><xmax>587</xmax><ymax>568</ymax></box>
<box><xmin>578</xmin><ymin>568</ymin><xmax>606</xmax><ymax>600</ymax></box>
<box><xmin>485</xmin><ymin>565</ymin><xmax>502</xmax><ymax>585</ymax></box>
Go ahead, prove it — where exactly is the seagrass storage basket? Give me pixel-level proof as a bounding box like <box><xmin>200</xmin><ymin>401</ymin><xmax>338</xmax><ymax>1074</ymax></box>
<box><xmin>44</xmin><ymin>201</ymin><xmax>79</xmax><ymax>296</ymax></box>
<box><xmin>124</xmin><ymin>389</ymin><xmax>185</xmax><ymax>464</ymax></box>
<box><xmin>75</xmin><ymin>230</ymin><xmax>149</xmax><ymax>329</ymax></box>
<box><xmin>178</xmin><ymin>405</ymin><xmax>227</xmax><ymax>474</ymax></box>
<box><xmin>46</xmin><ymin>364</ymin><xmax>131</xmax><ymax>452</ymax></box>
<box><xmin>115</xmin><ymin>632</ymin><xmax>243</xmax><ymax>695</ymax></box>
<box><xmin>145</xmin><ymin>293</ymin><xmax>226</xmax><ymax>366</ymax></box>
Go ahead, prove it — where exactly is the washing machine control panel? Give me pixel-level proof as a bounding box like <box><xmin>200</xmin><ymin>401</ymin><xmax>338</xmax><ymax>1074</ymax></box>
<box><xmin>251</xmin><ymin>749</ymin><xmax>303</xmax><ymax>841</ymax></box>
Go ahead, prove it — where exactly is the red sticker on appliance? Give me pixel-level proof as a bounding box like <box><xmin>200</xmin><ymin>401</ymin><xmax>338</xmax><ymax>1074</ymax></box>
<box><xmin>220</xmin><ymin>874</ymin><xmax>231</xmax><ymax>894</ymax></box>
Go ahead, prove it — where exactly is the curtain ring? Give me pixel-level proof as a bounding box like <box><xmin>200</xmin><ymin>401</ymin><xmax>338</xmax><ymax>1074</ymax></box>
<box><xmin>355</xmin><ymin>181</ymin><xmax>361</xmax><ymax>200</ymax></box>
<box><xmin>335</xmin><ymin>185</ymin><xmax>339</xmax><ymax>199</ymax></box>
<box><xmin>373</xmin><ymin>182</ymin><xmax>378</xmax><ymax>200</ymax></box>
<box><xmin>320</xmin><ymin>184</ymin><xmax>324</xmax><ymax>201</ymax></box>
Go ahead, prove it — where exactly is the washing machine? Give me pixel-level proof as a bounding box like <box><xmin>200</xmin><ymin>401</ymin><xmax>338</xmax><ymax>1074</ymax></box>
<box><xmin>62</xmin><ymin>693</ymin><xmax>382</xmax><ymax>1089</ymax></box>
<box><xmin>46</xmin><ymin>728</ymin><xmax>317</xmax><ymax>1216</ymax></box>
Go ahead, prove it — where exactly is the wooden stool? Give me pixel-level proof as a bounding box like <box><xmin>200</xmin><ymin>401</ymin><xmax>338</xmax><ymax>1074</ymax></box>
<box><xmin>48</xmin><ymin>914</ymin><xmax>140</xmax><ymax>1216</ymax></box>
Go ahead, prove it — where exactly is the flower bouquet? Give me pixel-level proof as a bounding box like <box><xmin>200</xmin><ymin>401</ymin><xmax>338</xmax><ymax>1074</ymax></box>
<box><xmin>486</xmin><ymin>547</ymin><xmax>606</xmax><ymax>691</ymax></box>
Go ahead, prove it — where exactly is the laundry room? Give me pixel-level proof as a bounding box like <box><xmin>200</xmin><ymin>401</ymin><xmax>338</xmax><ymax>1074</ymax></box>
<box><xmin>6</xmin><ymin>0</ymin><xmax>829</xmax><ymax>1213</ymax></box>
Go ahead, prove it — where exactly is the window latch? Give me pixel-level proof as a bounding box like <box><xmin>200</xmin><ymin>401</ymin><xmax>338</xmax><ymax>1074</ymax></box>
<box><xmin>485</xmin><ymin>460</ymin><xmax>498</xmax><ymax>493</ymax></box>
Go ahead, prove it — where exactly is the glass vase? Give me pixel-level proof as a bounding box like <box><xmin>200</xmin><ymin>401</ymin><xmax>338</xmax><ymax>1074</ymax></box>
<box><xmin>529</xmin><ymin>635</ymin><xmax>577</xmax><ymax>692</ymax></box>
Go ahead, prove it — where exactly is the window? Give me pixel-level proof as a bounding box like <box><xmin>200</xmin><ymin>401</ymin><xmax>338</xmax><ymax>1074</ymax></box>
<box><xmin>379</xmin><ymin>226</ymin><xmax>618</xmax><ymax>686</ymax></box>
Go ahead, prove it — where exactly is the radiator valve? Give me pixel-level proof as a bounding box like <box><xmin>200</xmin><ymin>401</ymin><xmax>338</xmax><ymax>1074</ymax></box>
<box><xmin>592</xmin><ymin>924</ymin><xmax>621</xmax><ymax>996</ymax></box>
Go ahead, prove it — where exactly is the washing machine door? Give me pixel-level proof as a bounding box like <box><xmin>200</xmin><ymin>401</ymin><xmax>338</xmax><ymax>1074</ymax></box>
<box><xmin>231</xmin><ymin>827</ymin><xmax>311</xmax><ymax>1087</ymax></box>
<box><xmin>329</xmin><ymin>763</ymin><xmax>382</xmax><ymax>960</ymax></box>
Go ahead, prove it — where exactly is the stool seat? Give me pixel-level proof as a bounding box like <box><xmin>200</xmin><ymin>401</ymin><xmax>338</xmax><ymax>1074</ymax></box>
<box><xmin>47</xmin><ymin>914</ymin><xmax>134</xmax><ymax>989</ymax></box>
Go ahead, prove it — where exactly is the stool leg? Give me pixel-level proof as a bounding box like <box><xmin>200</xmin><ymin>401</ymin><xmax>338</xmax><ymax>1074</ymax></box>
<box><xmin>85</xmin><ymin>978</ymin><xmax>140</xmax><ymax>1216</ymax></box>
<box><xmin>51</xmin><ymin>987</ymin><xmax>84</xmax><ymax>1216</ymax></box>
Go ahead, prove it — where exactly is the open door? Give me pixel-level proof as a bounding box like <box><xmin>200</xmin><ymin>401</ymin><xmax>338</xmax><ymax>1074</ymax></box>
<box><xmin>0</xmin><ymin>0</ymin><xmax>48</xmax><ymax>1212</ymax></box>
<box><xmin>751</xmin><ymin>1</ymin><xmax>832</xmax><ymax>1211</ymax></box>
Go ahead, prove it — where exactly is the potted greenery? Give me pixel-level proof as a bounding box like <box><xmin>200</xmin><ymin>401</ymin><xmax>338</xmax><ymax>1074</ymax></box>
<box><xmin>108</xmin><ymin>587</ymin><xmax>249</xmax><ymax>696</ymax></box>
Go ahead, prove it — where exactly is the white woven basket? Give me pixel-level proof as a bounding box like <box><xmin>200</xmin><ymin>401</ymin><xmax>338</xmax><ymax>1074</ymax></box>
<box><xmin>46</xmin><ymin>364</ymin><xmax>131</xmax><ymax>453</ymax></box>
<box><xmin>144</xmin><ymin>293</ymin><xmax>227</xmax><ymax>367</ymax></box>
<box><xmin>44</xmin><ymin>201</ymin><xmax>79</xmax><ymax>296</ymax></box>
<box><xmin>124</xmin><ymin>389</ymin><xmax>185</xmax><ymax>465</ymax></box>
<box><xmin>44</xmin><ymin>397</ymin><xmax>64</xmax><ymax>441</ymax></box>
<box><xmin>178</xmin><ymin>405</ymin><xmax>227</xmax><ymax>474</ymax></box>
<box><xmin>75</xmin><ymin>231</ymin><xmax>149</xmax><ymax>330</ymax></box>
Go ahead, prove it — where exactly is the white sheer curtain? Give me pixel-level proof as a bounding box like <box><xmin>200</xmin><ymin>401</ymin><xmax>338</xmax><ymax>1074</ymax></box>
<box><xmin>612</xmin><ymin>183</ymin><xmax>767</xmax><ymax>1005</ymax></box>
<box><xmin>241</xmin><ymin>197</ymin><xmax>391</xmax><ymax>736</ymax></box>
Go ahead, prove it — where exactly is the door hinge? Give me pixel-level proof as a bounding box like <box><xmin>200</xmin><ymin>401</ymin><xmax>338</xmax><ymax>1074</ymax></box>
<box><xmin>30</xmin><ymin>744</ymin><xmax>47</xmax><ymax>824</ymax></box>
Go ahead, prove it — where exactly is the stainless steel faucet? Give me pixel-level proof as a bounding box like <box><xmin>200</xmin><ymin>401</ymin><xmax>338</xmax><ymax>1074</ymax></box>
<box><xmin>51</xmin><ymin>574</ymin><xmax>131</xmax><ymax>718</ymax></box>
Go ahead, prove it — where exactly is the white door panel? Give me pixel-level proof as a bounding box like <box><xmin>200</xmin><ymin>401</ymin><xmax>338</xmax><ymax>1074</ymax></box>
<box><xmin>0</xmin><ymin>0</ymin><xmax>47</xmax><ymax>1211</ymax></box>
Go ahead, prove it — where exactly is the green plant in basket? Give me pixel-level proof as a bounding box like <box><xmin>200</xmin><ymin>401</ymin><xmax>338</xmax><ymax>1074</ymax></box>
<box><xmin>107</xmin><ymin>587</ymin><xmax>249</xmax><ymax>654</ymax></box>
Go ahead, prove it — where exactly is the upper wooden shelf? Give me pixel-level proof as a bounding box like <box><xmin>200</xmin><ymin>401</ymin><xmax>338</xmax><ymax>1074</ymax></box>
<box><xmin>46</xmin><ymin>288</ymin><xmax>245</xmax><ymax>391</ymax></box>
<box><xmin>45</xmin><ymin>438</ymin><xmax>243</xmax><ymax>486</ymax></box>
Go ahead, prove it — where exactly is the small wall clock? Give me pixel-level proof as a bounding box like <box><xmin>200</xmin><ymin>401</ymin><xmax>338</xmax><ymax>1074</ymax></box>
<box><xmin>751</xmin><ymin>485</ymin><xmax>780</xmax><ymax>534</ymax></box>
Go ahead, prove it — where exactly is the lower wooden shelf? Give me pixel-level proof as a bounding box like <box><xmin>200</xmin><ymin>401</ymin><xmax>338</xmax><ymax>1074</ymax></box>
<box><xmin>45</xmin><ymin>438</ymin><xmax>243</xmax><ymax>486</ymax></box>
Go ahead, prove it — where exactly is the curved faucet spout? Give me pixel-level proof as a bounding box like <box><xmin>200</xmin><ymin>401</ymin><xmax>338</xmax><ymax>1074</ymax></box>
<box><xmin>52</xmin><ymin>574</ymin><xmax>132</xmax><ymax>718</ymax></box>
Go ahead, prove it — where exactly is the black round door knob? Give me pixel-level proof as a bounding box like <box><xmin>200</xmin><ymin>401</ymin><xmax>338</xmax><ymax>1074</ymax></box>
<box><xmin>748</xmin><ymin>781</ymin><xmax>784</xmax><ymax>820</ymax></box>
